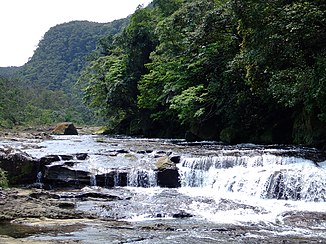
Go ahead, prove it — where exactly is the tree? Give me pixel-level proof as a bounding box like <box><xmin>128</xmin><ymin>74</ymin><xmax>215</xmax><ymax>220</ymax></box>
<box><xmin>80</xmin><ymin>6</ymin><xmax>157</xmax><ymax>133</ymax></box>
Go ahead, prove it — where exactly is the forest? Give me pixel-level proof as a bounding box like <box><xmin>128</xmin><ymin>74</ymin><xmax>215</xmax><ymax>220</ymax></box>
<box><xmin>0</xmin><ymin>19</ymin><xmax>127</xmax><ymax>127</ymax></box>
<box><xmin>1</xmin><ymin>0</ymin><xmax>326</xmax><ymax>148</ymax></box>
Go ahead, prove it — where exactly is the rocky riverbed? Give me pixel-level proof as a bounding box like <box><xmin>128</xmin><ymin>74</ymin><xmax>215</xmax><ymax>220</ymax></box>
<box><xmin>1</xmin><ymin>187</ymin><xmax>325</xmax><ymax>243</ymax></box>
<box><xmin>0</xmin><ymin>127</ymin><xmax>326</xmax><ymax>243</ymax></box>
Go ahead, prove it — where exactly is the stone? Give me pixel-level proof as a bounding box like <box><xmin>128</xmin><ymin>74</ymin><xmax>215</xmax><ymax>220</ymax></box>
<box><xmin>172</xmin><ymin>210</ymin><xmax>193</xmax><ymax>218</ymax></box>
<box><xmin>155</xmin><ymin>156</ymin><xmax>178</xmax><ymax>171</ymax></box>
<box><xmin>157</xmin><ymin>169</ymin><xmax>181</xmax><ymax>188</ymax></box>
<box><xmin>0</xmin><ymin>148</ymin><xmax>40</xmax><ymax>185</ymax></box>
<box><xmin>58</xmin><ymin>202</ymin><xmax>75</xmax><ymax>209</ymax></box>
<box><xmin>40</xmin><ymin>153</ymin><xmax>89</xmax><ymax>165</ymax></box>
<box><xmin>52</xmin><ymin>122</ymin><xmax>78</xmax><ymax>135</ymax></box>
<box><xmin>170</xmin><ymin>155</ymin><xmax>181</xmax><ymax>164</ymax></box>
<box><xmin>155</xmin><ymin>156</ymin><xmax>180</xmax><ymax>188</ymax></box>
<box><xmin>43</xmin><ymin>165</ymin><xmax>90</xmax><ymax>187</ymax></box>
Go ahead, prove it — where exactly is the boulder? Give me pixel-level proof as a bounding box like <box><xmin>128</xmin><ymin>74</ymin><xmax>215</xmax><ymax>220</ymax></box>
<box><xmin>155</xmin><ymin>156</ymin><xmax>180</xmax><ymax>188</ymax></box>
<box><xmin>43</xmin><ymin>165</ymin><xmax>90</xmax><ymax>187</ymax></box>
<box><xmin>42</xmin><ymin>164</ymin><xmax>128</xmax><ymax>188</ymax></box>
<box><xmin>0</xmin><ymin>148</ymin><xmax>41</xmax><ymax>185</ymax></box>
<box><xmin>52</xmin><ymin>122</ymin><xmax>78</xmax><ymax>135</ymax></box>
<box><xmin>156</xmin><ymin>156</ymin><xmax>178</xmax><ymax>171</ymax></box>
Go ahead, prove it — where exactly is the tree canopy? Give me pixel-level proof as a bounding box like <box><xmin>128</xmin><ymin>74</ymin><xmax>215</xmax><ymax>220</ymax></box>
<box><xmin>80</xmin><ymin>0</ymin><xmax>326</xmax><ymax>147</ymax></box>
<box><xmin>0</xmin><ymin>19</ymin><xmax>127</xmax><ymax>127</ymax></box>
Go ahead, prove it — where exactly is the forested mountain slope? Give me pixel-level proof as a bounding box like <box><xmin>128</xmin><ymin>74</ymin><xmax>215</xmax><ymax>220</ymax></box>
<box><xmin>0</xmin><ymin>66</ymin><xmax>21</xmax><ymax>79</ymax></box>
<box><xmin>19</xmin><ymin>20</ymin><xmax>128</xmax><ymax>90</ymax></box>
<box><xmin>0</xmin><ymin>19</ymin><xmax>128</xmax><ymax>127</ymax></box>
<box><xmin>80</xmin><ymin>0</ymin><xmax>326</xmax><ymax>148</ymax></box>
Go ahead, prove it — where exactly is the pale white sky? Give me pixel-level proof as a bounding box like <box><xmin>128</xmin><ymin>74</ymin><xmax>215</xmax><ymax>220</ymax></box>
<box><xmin>0</xmin><ymin>0</ymin><xmax>152</xmax><ymax>67</ymax></box>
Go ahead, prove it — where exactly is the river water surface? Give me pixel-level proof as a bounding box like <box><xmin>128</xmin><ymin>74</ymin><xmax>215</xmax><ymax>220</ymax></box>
<box><xmin>1</xmin><ymin>135</ymin><xmax>326</xmax><ymax>243</ymax></box>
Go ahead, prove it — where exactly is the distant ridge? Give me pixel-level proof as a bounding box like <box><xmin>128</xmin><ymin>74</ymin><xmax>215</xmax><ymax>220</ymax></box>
<box><xmin>18</xmin><ymin>19</ymin><xmax>128</xmax><ymax>90</ymax></box>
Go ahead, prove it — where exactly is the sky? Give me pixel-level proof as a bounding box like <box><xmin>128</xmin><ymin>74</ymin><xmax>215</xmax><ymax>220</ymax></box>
<box><xmin>0</xmin><ymin>0</ymin><xmax>152</xmax><ymax>67</ymax></box>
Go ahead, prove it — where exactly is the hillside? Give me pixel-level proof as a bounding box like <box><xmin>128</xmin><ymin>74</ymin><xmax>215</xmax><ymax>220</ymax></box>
<box><xmin>0</xmin><ymin>66</ymin><xmax>21</xmax><ymax>79</ymax></box>
<box><xmin>0</xmin><ymin>19</ymin><xmax>128</xmax><ymax>127</ymax></box>
<box><xmin>80</xmin><ymin>0</ymin><xmax>326</xmax><ymax>148</ymax></box>
<box><xmin>19</xmin><ymin>19</ymin><xmax>128</xmax><ymax>90</ymax></box>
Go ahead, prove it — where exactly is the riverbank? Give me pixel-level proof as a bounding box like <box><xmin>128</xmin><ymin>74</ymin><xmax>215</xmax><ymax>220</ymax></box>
<box><xmin>0</xmin><ymin>125</ymin><xmax>102</xmax><ymax>139</ymax></box>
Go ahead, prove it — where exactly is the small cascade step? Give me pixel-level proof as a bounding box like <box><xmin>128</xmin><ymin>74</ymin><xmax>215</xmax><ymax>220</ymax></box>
<box><xmin>179</xmin><ymin>154</ymin><xmax>326</xmax><ymax>202</ymax></box>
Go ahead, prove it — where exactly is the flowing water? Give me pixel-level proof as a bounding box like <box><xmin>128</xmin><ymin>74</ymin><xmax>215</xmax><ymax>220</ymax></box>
<box><xmin>1</xmin><ymin>135</ymin><xmax>326</xmax><ymax>243</ymax></box>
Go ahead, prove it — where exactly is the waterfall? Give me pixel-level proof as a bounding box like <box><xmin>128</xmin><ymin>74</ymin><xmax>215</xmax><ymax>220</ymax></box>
<box><xmin>179</xmin><ymin>154</ymin><xmax>326</xmax><ymax>202</ymax></box>
<box><xmin>128</xmin><ymin>168</ymin><xmax>157</xmax><ymax>187</ymax></box>
<box><xmin>90</xmin><ymin>175</ymin><xmax>97</xmax><ymax>186</ymax></box>
<box><xmin>36</xmin><ymin>171</ymin><xmax>42</xmax><ymax>183</ymax></box>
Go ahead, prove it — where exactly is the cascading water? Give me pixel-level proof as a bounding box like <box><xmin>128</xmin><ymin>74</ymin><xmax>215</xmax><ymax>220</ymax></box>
<box><xmin>3</xmin><ymin>135</ymin><xmax>326</xmax><ymax>242</ymax></box>
<box><xmin>179</xmin><ymin>154</ymin><xmax>326</xmax><ymax>202</ymax></box>
<box><xmin>90</xmin><ymin>174</ymin><xmax>97</xmax><ymax>186</ymax></box>
<box><xmin>127</xmin><ymin>168</ymin><xmax>157</xmax><ymax>187</ymax></box>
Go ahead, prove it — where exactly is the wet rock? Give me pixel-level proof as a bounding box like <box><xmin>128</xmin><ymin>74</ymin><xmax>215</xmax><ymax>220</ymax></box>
<box><xmin>40</xmin><ymin>155</ymin><xmax>62</xmax><ymax>164</ymax></box>
<box><xmin>96</xmin><ymin>172</ymin><xmax>128</xmax><ymax>187</ymax></box>
<box><xmin>43</xmin><ymin>164</ymin><xmax>129</xmax><ymax>189</ymax></box>
<box><xmin>153</xmin><ymin>151</ymin><xmax>170</xmax><ymax>158</ymax></box>
<box><xmin>281</xmin><ymin>211</ymin><xmax>326</xmax><ymax>229</ymax></box>
<box><xmin>40</xmin><ymin>153</ymin><xmax>89</xmax><ymax>165</ymax></box>
<box><xmin>52</xmin><ymin>122</ymin><xmax>78</xmax><ymax>135</ymax></box>
<box><xmin>44</xmin><ymin>165</ymin><xmax>90</xmax><ymax>187</ymax></box>
<box><xmin>157</xmin><ymin>169</ymin><xmax>180</xmax><ymax>188</ymax></box>
<box><xmin>0</xmin><ymin>188</ymin><xmax>95</xmax><ymax>221</ymax></box>
<box><xmin>75</xmin><ymin>192</ymin><xmax>123</xmax><ymax>200</ymax></box>
<box><xmin>156</xmin><ymin>157</ymin><xmax>180</xmax><ymax>188</ymax></box>
<box><xmin>39</xmin><ymin>155</ymin><xmax>73</xmax><ymax>164</ymax></box>
<box><xmin>60</xmin><ymin>155</ymin><xmax>75</xmax><ymax>161</ymax></box>
<box><xmin>64</xmin><ymin>161</ymin><xmax>76</xmax><ymax>167</ymax></box>
<box><xmin>75</xmin><ymin>153</ymin><xmax>88</xmax><ymax>160</ymax></box>
<box><xmin>58</xmin><ymin>202</ymin><xmax>75</xmax><ymax>209</ymax></box>
<box><xmin>156</xmin><ymin>156</ymin><xmax>178</xmax><ymax>171</ymax></box>
<box><xmin>170</xmin><ymin>155</ymin><xmax>181</xmax><ymax>164</ymax></box>
<box><xmin>59</xmin><ymin>191</ymin><xmax>127</xmax><ymax>201</ymax></box>
<box><xmin>29</xmin><ymin>191</ymin><xmax>60</xmax><ymax>199</ymax></box>
<box><xmin>27</xmin><ymin>182</ymin><xmax>45</xmax><ymax>189</ymax></box>
<box><xmin>172</xmin><ymin>210</ymin><xmax>193</xmax><ymax>218</ymax></box>
<box><xmin>0</xmin><ymin>148</ymin><xmax>40</xmax><ymax>185</ymax></box>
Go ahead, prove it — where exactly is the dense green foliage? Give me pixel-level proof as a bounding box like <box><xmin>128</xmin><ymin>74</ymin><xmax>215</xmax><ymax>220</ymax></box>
<box><xmin>0</xmin><ymin>20</ymin><xmax>127</xmax><ymax>127</ymax></box>
<box><xmin>21</xmin><ymin>20</ymin><xmax>127</xmax><ymax>90</ymax></box>
<box><xmin>80</xmin><ymin>0</ymin><xmax>326</xmax><ymax>147</ymax></box>
<box><xmin>0</xmin><ymin>66</ymin><xmax>21</xmax><ymax>79</ymax></box>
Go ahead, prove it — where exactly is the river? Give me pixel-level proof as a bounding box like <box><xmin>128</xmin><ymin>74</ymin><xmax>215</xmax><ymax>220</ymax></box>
<box><xmin>1</xmin><ymin>134</ymin><xmax>326</xmax><ymax>243</ymax></box>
